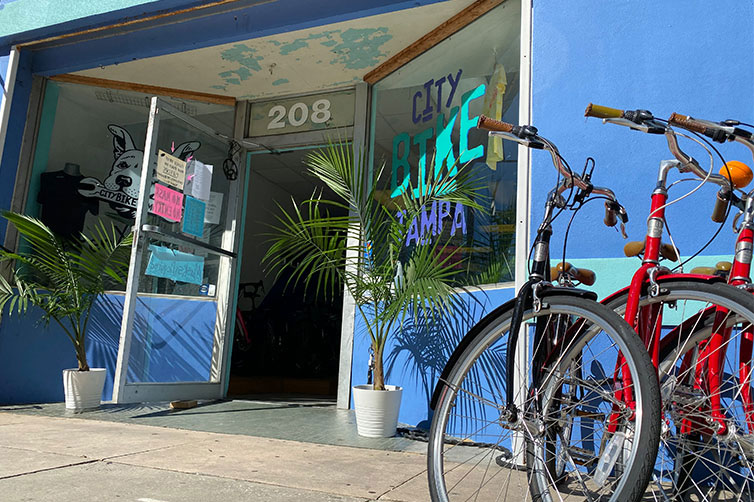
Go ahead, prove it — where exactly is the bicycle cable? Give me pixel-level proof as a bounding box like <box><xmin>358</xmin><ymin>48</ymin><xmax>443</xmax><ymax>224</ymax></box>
<box><xmin>669</xmin><ymin>131</ymin><xmax>735</xmax><ymax>272</ymax></box>
<box><xmin>526</xmin><ymin>138</ymin><xmax>578</xmax><ymax>276</ymax></box>
<box><xmin>558</xmin><ymin>194</ymin><xmax>619</xmax><ymax>283</ymax></box>
<box><xmin>652</xmin><ymin>119</ymin><xmax>736</xmax><ymax>272</ymax></box>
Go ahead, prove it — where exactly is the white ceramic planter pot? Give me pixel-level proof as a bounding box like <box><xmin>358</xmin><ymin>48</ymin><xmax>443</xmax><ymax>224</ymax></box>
<box><xmin>352</xmin><ymin>384</ymin><xmax>403</xmax><ymax>438</ymax></box>
<box><xmin>62</xmin><ymin>368</ymin><xmax>106</xmax><ymax>410</ymax></box>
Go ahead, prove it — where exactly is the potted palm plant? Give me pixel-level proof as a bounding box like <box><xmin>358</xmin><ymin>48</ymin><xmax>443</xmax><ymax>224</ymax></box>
<box><xmin>0</xmin><ymin>212</ymin><xmax>133</xmax><ymax>410</ymax></box>
<box><xmin>263</xmin><ymin>143</ymin><xmax>481</xmax><ymax>437</ymax></box>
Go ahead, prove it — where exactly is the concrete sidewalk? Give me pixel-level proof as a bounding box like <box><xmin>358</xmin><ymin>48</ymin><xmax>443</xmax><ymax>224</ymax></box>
<box><xmin>0</xmin><ymin>410</ymin><xmax>431</xmax><ymax>501</ymax></box>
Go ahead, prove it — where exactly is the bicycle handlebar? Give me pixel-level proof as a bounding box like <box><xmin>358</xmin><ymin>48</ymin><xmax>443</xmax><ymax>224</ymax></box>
<box><xmin>477</xmin><ymin>115</ymin><xmax>514</xmax><ymax>133</ymax></box>
<box><xmin>668</xmin><ymin>113</ymin><xmax>708</xmax><ymax>135</ymax></box>
<box><xmin>477</xmin><ymin>114</ymin><xmax>629</xmax><ymax>228</ymax></box>
<box><xmin>585</xmin><ymin>104</ymin><xmax>733</xmax><ymax>189</ymax></box>
<box><xmin>669</xmin><ymin>112</ymin><xmax>754</xmax><ymax>182</ymax></box>
<box><xmin>584</xmin><ymin>103</ymin><xmax>624</xmax><ymax>120</ymax></box>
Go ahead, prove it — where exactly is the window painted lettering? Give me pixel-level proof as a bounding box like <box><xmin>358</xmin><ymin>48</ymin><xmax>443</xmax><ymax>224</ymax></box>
<box><xmin>268</xmin><ymin>105</ymin><xmax>286</xmax><ymax>129</ymax></box>
<box><xmin>459</xmin><ymin>84</ymin><xmax>485</xmax><ymax>163</ymax></box>
<box><xmin>391</xmin><ymin>80</ymin><xmax>485</xmax><ymax>199</ymax></box>
<box><xmin>411</xmin><ymin>69</ymin><xmax>463</xmax><ymax>125</ymax></box>
<box><xmin>266</xmin><ymin>99</ymin><xmax>332</xmax><ymax>130</ymax></box>
<box><xmin>412</xmin><ymin>126</ymin><xmax>434</xmax><ymax>198</ymax></box>
<box><xmin>398</xmin><ymin>202</ymin><xmax>467</xmax><ymax>246</ymax></box>
<box><xmin>391</xmin><ymin>132</ymin><xmax>411</xmax><ymax>198</ymax></box>
<box><xmin>288</xmin><ymin>102</ymin><xmax>308</xmax><ymax>126</ymax></box>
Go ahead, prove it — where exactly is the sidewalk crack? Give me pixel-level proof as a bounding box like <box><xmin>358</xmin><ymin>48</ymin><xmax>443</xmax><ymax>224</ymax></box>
<box><xmin>0</xmin><ymin>459</ymin><xmax>99</xmax><ymax>480</ymax></box>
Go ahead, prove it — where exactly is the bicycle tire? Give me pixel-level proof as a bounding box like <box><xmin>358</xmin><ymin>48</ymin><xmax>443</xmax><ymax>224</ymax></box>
<box><xmin>428</xmin><ymin>294</ymin><xmax>660</xmax><ymax>502</ymax></box>
<box><xmin>604</xmin><ymin>280</ymin><xmax>754</xmax><ymax>501</ymax></box>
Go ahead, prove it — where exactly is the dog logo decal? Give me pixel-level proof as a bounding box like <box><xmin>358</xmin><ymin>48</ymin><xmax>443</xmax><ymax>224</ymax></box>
<box><xmin>78</xmin><ymin>124</ymin><xmax>200</xmax><ymax>218</ymax></box>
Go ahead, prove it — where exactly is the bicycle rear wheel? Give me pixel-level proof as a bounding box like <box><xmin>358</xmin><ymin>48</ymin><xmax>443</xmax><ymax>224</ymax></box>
<box><xmin>428</xmin><ymin>294</ymin><xmax>660</xmax><ymax>502</ymax></box>
<box><xmin>605</xmin><ymin>280</ymin><xmax>754</xmax><ymax>501</ymax></box>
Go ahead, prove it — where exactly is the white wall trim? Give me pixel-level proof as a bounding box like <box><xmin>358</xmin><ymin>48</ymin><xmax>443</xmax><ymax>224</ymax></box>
<box><xmin>515</xmin><ymin>0</ymin><xmax>533</xmax><ymax>291</ymax></box>
<box><xmin>336</xmin><ymin>81</ymin><xmax>369</xmax><ymax>409</ymax></box>
<box><xmin>0</xmin><ymin>46</ymin><xmax>20</xmax><ymax>165</ymax></box>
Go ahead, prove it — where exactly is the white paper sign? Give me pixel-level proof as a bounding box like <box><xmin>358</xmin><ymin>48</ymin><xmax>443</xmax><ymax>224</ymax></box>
<box><xmin>204</xmin><ymin>191</ymin><xmax>224</xmax><ymax>224</ymax></box>
<box><xmin>185</xmin><ymin>160</ymin><xmax>213</xmax><ymax>201</ymax></box>
<box><xmin>156</xmin><ymin>150</ymin><xmax>187</xmax><ymax>189</ymax></box>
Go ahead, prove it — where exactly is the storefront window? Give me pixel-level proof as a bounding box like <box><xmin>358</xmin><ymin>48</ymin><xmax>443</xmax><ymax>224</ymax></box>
<box><xmin>26</xmin><ymin>81</ymin><xmax>235</xmax><ymax>290</ymax></box>
<box><xmin>370</xmin><ymin>1</ymin><xmax>520</xmax><ymax>286</ymax></box>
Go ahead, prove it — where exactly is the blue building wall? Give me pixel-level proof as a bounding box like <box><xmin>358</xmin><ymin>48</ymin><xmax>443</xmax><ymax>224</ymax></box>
<box><xmin>0</xmin><ymin>293</ymin><xmax>217</xmax><ymax>404</ymax></box>
<box><xmin>530</xmin><ymin>0</ymin><xmax>754</xmax><ymax>292</ymax></box>
<box><xmin>351</xmin><ymin>287</ymin><xmax>515</xmax><ymax>427</ymax></box>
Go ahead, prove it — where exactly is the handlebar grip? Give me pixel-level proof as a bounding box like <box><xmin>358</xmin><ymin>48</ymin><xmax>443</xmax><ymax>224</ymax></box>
<box><xmin>477</xmin><ymin>115</ymin><xmax>514</xmax><ymax>132</ymax></box>
<box><xmin>584</xmin><ymin>103</ymin><xmax>624</xmax><ymax>119</ymax></box>
<box><xmin>668</xmin><ymin>113</ymin><xmax>707</xmax><ymax>135</ymax></box>
<box><xmin>604</xmin><ymin>202</ymin><xmax>618</xmax><ymax>227</ymax></box>
<box><xmin>711</xmin><ymin>189</ymin><xmax>730</xmax><ymax>223</ymax></box>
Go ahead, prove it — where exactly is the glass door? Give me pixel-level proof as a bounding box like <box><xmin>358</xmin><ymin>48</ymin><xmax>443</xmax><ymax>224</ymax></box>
<box><xmin>112</xmin><ymin>97</ymin><xmax>242</xmax><ymax>403</ymax></box>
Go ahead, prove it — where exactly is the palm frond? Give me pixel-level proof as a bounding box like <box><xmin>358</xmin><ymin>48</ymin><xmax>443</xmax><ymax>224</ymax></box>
<box><xmin>263</xmin><ymin>141</ymin><xmax>489</xmax><ymax>389</ymax></box>
<box><xmin>0</xmin><ymin>211</ymin><xmax>134</xmax><ymax>370</ymax></box>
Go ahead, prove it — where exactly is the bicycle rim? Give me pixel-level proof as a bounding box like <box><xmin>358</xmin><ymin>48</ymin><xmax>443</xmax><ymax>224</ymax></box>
<box><xmin>428</xmin><ymin>295</ymin><xmax>659</xmax><ymax>502</ymax></box>
<box><xmin>607</xmin><ymin>281</ymin><xmax>754</xmax><ymax>501</ymax></box>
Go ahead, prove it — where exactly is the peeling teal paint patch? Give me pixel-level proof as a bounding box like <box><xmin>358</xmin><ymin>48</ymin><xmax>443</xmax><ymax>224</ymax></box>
<box><xmin>210</xmin><ymin>85</ymin><xmax>227</xmax><ymax>91</ymax></box>
<box><xmin>321</xmin><ymin>40</ymin><xmax>337</xmax><ymax>47</ymax></box>
<box><xmin>272</xmin><ymin>78</ymin><xmax>289</xmax><ymax>86</ymax></box>
<box><xmin>280</xmin><ymin>39</ymin><xmax>309</xmax><ymax>55</ymax></box>
<box><xmin>329</xmin><ymin>28</ymin><xmax>393</xmax><ymax>70</ymax></box>
<box><xmin>218</xmin><ymin>44</ymin><xmax>264</xmax><ymax>86</ymax></box>
<box><xmin>276</xmin><ymin>30</ymin><xmax>338</xmax><ymax>56</ymax></box>
<box><xmin>220</xmin><ymin>76</ymin><xmax>241</xmax><ymax>86</ymax></box>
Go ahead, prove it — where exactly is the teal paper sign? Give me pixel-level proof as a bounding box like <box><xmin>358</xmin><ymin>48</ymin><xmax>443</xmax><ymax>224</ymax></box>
<box><xmin>182</xmin><ymin>196</ymin><xmax>206</xmax><ymax>238</ymax></box>
<box><xmin>145</xmin><ymin>245</ymin><xmax>204</xmax><ymax>285</ymax></box>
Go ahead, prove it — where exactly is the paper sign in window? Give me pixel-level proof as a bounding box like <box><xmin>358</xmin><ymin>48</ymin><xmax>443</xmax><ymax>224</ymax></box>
<box><xmin>152</xmin><ymin>183</ymin><xmax>183</xmax><ymax>222</ymax></box>
<box><xmin>145</xmin><ymin>245</ymin><xmax>204</xmax><ymax>285</ymax></box>
<box><xmin>204</xmin><ymin>191</ymin><xmax>223</xmax><ymax>224</ymax></box>
<box><xmin>156</xmin><ymin>150</ymin><xmax>187</xmax><ymax>189</ymax></box>
<box><xmin>185</xmin><ymin>160</ymin><xmax>212</xmax><ymax>201</ymax></box>
<box><xmin>182</xmin><ymin>196</ymin><xmax>206</xmax><ymax>238</ymax></box>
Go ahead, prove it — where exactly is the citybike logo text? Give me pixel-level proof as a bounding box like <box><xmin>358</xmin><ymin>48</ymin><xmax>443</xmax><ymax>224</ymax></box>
<box><xmin>390</xmin><ymin>69</ymin><xmax>486</xmax><ymax>246</ymax></box>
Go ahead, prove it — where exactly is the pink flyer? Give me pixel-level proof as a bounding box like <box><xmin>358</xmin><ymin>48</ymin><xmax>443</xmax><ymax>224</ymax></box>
<box><xmin>152</xmin><ymin>182</ymin><xmax>184</xmax><ymax>222</ymax></box>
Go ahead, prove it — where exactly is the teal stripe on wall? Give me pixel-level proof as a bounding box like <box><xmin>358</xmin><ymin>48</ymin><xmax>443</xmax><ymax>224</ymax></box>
<box><xmin>553</xmin><ymin>255</ymin><xmax>734</xmax><ymax>301</ymax></box>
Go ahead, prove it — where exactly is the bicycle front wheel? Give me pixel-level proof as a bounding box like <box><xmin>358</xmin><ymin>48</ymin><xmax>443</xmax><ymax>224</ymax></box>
<box><xmin>605</xmin><ymin>280</ymin><xmax>754</xmax><ymax>501</ymax></box>
<box><xmin>428</xmin><ymin>294</ymin><xmax>660</xmax><ymax>502</ymax></box>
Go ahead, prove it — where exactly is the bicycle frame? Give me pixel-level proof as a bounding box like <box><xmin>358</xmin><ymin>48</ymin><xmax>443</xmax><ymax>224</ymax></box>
<box><xmin>605</xmin><ymin>124</ymin><xmax>754</xmax><ymax>437</ymax></box>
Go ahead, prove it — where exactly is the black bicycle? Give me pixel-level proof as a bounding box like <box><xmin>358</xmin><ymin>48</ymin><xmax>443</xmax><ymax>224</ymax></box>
<box><xmin>427</xmin><ymin>116</ymin><xmax>661</xmax><ymax>502</ymax></box>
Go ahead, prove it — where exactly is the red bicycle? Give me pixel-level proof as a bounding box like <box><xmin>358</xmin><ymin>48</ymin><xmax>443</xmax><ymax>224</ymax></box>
<box><xmin>588</xmin><ymin>104</ymin><xmax>754</xmax><ymax>501</ymax></box>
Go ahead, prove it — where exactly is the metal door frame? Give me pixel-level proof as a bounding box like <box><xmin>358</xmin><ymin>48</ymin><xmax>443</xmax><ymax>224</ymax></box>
<box><xmin>112</xmin><ymin>97</ymin><xmax>242</xmax><ymax>403</ymax></box>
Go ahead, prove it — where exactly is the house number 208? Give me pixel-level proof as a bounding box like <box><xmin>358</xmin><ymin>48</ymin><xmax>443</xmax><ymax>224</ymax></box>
<box><xmin>267</xmin><ymin>99</ymin><xmax>332</xmax><ymax>129</ymax></box>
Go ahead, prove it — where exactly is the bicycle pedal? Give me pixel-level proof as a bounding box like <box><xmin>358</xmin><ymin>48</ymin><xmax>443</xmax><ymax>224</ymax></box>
<box><xmin>572</xmin><ymin>409</ymin><xmax>606</xmax><ymax>421</ymax></box>
<box><xmin>564</xmin><ymin>446</ymin><xmax>598</xmax><ymax>466</ymax></box>
<box><xmin>670</xmin><ymin>385</ymin><xmax>706</xmax><ymax>407</ymax></box>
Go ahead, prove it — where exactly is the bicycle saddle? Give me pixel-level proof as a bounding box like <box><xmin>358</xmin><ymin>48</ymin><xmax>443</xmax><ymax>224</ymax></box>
<box><xmin>690</xmin><ymin>261</ymin><xmax>731</xmax><ymax>276</ymax></box>
<box><xmin>624</xmin><ymin>240</ymin><xmax>680</xmax><ymax>262</ymax></box>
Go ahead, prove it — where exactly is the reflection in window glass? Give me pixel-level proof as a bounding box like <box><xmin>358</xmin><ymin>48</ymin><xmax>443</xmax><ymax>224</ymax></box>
<box><xmin>27</xmin><ymin>81</ymin><xmax>235</xmax><ymax>291</ymax></box>
<box><xmin>370</xmin><ymin>1</ymin><xmax>520</xmax><ymax>286</ymax></box>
